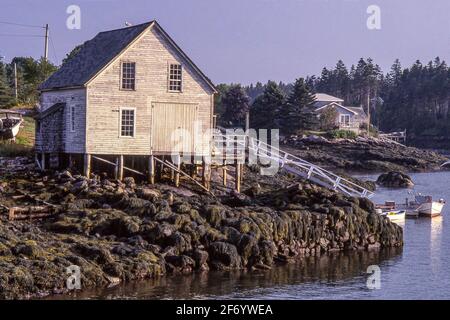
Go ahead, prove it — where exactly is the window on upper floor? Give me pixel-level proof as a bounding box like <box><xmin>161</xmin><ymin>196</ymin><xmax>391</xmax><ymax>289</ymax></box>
<box><xmin>168</xmin><ymin>63</ymin><xmax>182</xmax><ymax>92</ymax></box>
<box><xmin>120</xmin><ymin>108</ymin><xmax>135</xmax><ymax>137</ymax></box>
<box><xmin>121</xmin><ymin>62</ymin><xmax>136</xmax><ymax>90</ymax></box>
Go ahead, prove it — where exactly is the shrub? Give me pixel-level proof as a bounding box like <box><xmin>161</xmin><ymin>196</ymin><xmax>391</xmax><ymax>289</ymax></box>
<box><xmin>327</xmin><ymin>129</ymin><xmax>358</xmax><ymax>140</ymax></box>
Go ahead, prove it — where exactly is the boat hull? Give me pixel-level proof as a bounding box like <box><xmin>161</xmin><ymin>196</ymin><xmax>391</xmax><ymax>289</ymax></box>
<box><xmin>383</xmin><ymin>210</ymin><xmax>406</xmax><ymax>222</ymax></box>
<box><xmin>418</xmin><ymin>202</ymin><xmax>444</xmax><ymax>217</ymax></box>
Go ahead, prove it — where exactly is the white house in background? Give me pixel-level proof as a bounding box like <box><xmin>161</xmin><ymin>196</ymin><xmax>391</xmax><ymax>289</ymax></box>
<box><xmin>311</xmin><ymin>93</ymin><xmax>367</xmax><ymax>133</ymax></box>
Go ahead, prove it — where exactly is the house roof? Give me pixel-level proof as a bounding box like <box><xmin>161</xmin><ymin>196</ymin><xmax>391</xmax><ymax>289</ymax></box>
<box><xmin>35</xmin><ymin>102</ymin><xmax>66</xmax><ymax>120</ymax></box>
<box><xmin>315</xmin><ymin>102</ymin><xmax>366</xmax><ymax>116</ymax></box>
<box><xmin>344</xmin><ymin>106</ymin><xmax>367</xmax><ymax>117</ymax></box>
<box><xmin>313</xmin><ymin>93</ymin><xmax>344</xmax><ymax>103</ymax></box>
<box><xmin>39</xmin><ymin>21</ymin><xmax>216</xmax><ymax>92</ymax></box>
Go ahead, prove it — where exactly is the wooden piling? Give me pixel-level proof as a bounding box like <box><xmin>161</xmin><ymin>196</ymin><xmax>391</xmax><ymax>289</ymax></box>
<box><xmin>68</xmin><ymin>154</ymin><xmax>73</xmax><ymax>169</ymax></box>
<box><xmin>202</xmin><ymin>157</ymin><xmax>211</xmax><ymax>190</ymax></box>
<box><xmin>174</xmin><ymin>155</ymin><xmax>181</xmax><ymax>187</ymax></box>
<box><xmin>235</xmin><ymin>162</ymin><xmax>242</xmax><ymax>192</ymax></box>
<box><xmin>222</xmin><ymin>166</ymin><xmax>227</xmax><ymax>186</ymax></box>
<box><xmin>148</xmin><ymin>155</ymin><xmax>155</xmax><ymax>184</ymax></box>
<box><xmin>40</xmin><ymin>153</ymin><xmax>46</xmax><ymax>171</ymax></box>
<box><xmin>118</xmin><ymin>155</ymin><xmax>124</xmax><ymax>180</ymax></box>
<box><xmin>83</xmin><ymin>153</ymin><xmax>91</xmax><ymax>177</ymax></box>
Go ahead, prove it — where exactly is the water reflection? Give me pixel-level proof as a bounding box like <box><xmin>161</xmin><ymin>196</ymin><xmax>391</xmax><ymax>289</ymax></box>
<box><xmin>59</xmin><ymin>248</ymin><xmax>402</xmax><ymax>300</ymax></box>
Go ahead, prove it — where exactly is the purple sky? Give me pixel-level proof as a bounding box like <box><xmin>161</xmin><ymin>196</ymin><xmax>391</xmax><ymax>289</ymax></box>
<box><xmin>1</xmin><ymin>0</ymin><xmax>449</xmax><ymax>84</ymax></box>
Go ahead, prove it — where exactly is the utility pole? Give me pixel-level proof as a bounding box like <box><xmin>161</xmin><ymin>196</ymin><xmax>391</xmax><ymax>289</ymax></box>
<box><xmin>367</xmin><ymin>88</ymin><xmax>370</xmax><ymax>137</ymax></box>
<box><xmin>13</xmin><ymin>62</ymin><xmax>18</xmax><ymax>100</ymax></box>
<box><xmin>44</xmin><ymin>24</ymin><xmax>49</xmax><ymax>61</ymax></box>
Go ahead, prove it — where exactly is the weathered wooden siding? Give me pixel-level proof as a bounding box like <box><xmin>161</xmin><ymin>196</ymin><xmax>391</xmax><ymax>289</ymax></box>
<box><xmin>35</xmin><ymin>107</ymin><xmax>64</xmax><ymax>153</ymax></box>
<box><xmin>86</xmin><ymin>26</ymin><xmax>214</xmax><ymax>156</ymax></box>
<box><xmin>38</xmin><ymin>89</ymin><xmax>86</xmax><ymax>153</ymax></box>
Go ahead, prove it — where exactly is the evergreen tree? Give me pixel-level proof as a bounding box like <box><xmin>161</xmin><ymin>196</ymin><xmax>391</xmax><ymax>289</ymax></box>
<box><xmin>278</xmin><ymin>78</ymin><xmax>315</xmax><ymax>135</ymax></box>
<box><xmin>250</xmin><ymin>81</ymin><xmax>285</xmax><ymax>129</ymax></box>
<box><xmin>0</xmin><ymin>58</ymin><xmax>13</xmax><ymax>108</ymax></box>
<box><xmin>221</xmin><ymin>84</ymin><xmax>250</xmax><ymax>126</ymax></box>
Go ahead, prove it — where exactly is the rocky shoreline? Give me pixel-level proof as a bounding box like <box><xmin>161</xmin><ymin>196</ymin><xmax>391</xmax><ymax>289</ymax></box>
<box><xmin>0</xmin><ymin>156</ymin><xmax>403</xmax><ymax>299</ymax></box>
<box><xmin>283</xmin><ymin>135</ymin><xmax>448</xmax><ymax>173</ymax></box>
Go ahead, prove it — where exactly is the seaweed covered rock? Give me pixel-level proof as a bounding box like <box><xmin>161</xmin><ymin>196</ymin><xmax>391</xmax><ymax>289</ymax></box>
<box><xmin>376</xmin><ymin>171</ymin><xmax>414</xmax><ymax>188</ymax></box>
<box><xmin>0</xmin><ymin>161</ymin><xmax>404</xmax><ymax>299</ymax></box>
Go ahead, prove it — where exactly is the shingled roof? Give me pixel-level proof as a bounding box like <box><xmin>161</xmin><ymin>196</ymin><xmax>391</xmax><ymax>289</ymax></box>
<box><xmin>39</xmin><ymin>21</ymin><xmax>216</xmax><ymax>92</ymax></box>
<box><xmin>39</xmin><ymin>22</ymin><xmax>153</xmax><ymax>90</ymax></box>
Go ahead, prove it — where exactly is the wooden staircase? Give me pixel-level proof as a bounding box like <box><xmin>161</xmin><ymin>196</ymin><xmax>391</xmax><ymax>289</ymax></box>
<box><xmin>213</xmin><ymin>131</ymin><xmax>374</xmax><ymax>199</ymax></box>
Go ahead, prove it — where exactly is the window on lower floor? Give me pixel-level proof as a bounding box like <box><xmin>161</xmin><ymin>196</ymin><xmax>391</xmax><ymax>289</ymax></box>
<box><xmin>339</xmin><ymin>114</ymin><xmax>350</xmax><ymax>126</ymax></box>
<box><xmin>120</xmin><ymin>108</ymin><xmax>135</xmax><ymax>137</ymax></box>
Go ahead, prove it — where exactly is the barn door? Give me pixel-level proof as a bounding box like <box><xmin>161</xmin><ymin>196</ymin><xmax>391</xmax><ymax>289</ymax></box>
<box><xmin>151</xmin><ymin>102</ymin><xmax>198</xmax><ymax>154</ymax></box>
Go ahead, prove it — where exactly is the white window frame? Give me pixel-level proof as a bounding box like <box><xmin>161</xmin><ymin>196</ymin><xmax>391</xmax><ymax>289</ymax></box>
<box><xmin>70</xmin><ymin>105</ymin><xmax>76</xmax><ymax>132</ymax></box>
<box><xmin>119</xmin><ymin>107</ymin><xmax>136</xmax><ymax>138</ymax></box>
<box><xmin>168</xmin><ymin>63</ymin><xmax>182</xmax><ymax>92</ymax></box>
<box><xmin>339</xmin><ymin>114</ymin><xmax>350</xmax><ymax>127</ymax></box>
<box><xmin>120</xmin><ymin>61</ymin><xmax>136</xmax><ymax>91</ymax></box>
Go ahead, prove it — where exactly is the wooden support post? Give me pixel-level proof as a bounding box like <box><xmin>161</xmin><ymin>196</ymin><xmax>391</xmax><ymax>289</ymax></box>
<box><xmin>235</xmin><ymin>162</ymin><xmax>242</xmax><ymax>193</ymax></box>
<box><xmin>83</xmin><ymin>154</ymin><xmax>91</xmax><ymax>177</ymax></box>
<box><xmin>41</xmin><ymin>153</ymin><xmax>46</xmax><ymax>171</ymax></box>
<box><xmin>68</xmin><ymin>154</ymin><xmax>73</xmax><ymax>169</ymax></box>
<box><xmin>118</xmin><ymin>155</ymin><xmax>124</xmax><ymax>180</ymax></box>
<box><xmin>190</xmin><ymin>165</ymin><xmax>197</xmax><ymax>179</ymax></box>
<box><xmin>222</xmin><ymin>166</ymin><xmax>227</xmax><ymax>186</ymax></box>
<box><xmin>114</xmin><ymin>156</ymin><xmax>119</xmax><ymax>180</ymax></box>
<box><xmin>148</xmin><ymin>155</ymin><xmax>155</xmax><ymax>184</ymax></box>
<box><xmin>202</xmin><ymin>158</ymin><xmax>211</xmax><ymax>190</ymax></box>
<box><xmin>174</xmin><ymin>155</ymin><xmax>181</xmax><ymax>187</ymax></box>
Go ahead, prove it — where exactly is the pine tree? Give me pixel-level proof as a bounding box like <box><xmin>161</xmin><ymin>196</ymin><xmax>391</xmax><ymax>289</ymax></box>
<box><xmin>250</xmin><ymin>81</ymin><xmax>285</xmax><ymax>130</ymax></box>
<box><xmin>0</xmin><ymin>59</ymin><xmax>13</xmax><ymax>108</ymax></box>
<box><xmin>221</xmin><ymin>84</ymin><xmax>250</xmax><ymax>126</ymax></box>
<box><xmin>278</xmin><ymin>78</ymin><xmax>315</xmax><ymax>135</ymax></box>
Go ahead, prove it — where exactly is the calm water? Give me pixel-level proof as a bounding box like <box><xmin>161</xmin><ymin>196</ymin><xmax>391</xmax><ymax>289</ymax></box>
<box><xmin>67</xmin><ymin>171</ymin><xmax>450</xmax><ymax>300</ymax></box>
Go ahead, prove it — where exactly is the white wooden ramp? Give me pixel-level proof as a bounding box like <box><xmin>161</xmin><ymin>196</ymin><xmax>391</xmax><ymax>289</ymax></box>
<box><xmin>213</xmin><ymin>132</ymin><xmax>374</xmax><ymax>199</ymax></box>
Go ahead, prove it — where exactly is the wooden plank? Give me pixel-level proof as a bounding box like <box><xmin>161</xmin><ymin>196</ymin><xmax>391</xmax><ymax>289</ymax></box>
<box><xmin>92</xmin><ymin>155</ymin><xmax>117</xmax><ymax>166</ymax></box>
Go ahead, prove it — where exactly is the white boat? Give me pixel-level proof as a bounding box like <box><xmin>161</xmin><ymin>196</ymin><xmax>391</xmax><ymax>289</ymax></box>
<box><xmin>0</xmin><ymin>110</ymin><xmax>23</xmax><ymax>141</ymax></box>
<box><xmin>417</xmin><ymin>200</ymin><xmax>445</xmax><ymax>217</ymax></box>
<box><xmin>381</xmin><ymin>210</ymin><xmax>406</xmax><ymax>222</ymax></box>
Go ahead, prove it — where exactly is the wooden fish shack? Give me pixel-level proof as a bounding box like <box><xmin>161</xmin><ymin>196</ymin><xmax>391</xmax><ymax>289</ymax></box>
<box><xmin>35</xmin><ymin>20</ymin><xmax>244</xmax><ymax>190</ymax></box>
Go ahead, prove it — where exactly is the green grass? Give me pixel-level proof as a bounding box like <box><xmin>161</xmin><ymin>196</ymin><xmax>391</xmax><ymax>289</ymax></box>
<box><xmin>0</xmin><ymin>116</ymin><xmax>35</xmax><ymax>157</ymax></box>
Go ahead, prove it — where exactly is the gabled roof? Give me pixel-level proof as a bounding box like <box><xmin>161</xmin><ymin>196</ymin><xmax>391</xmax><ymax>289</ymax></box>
<box><xmin>315</xmin><ymin>102</ymin><xmax>359</xmax><ymax>114</ymax></box>
<box><xmin>39</xmin><ymin>21</ymin><xmax>216</xmax><ymax>92</ymax></box>
<box><xmin>313</xmin><ymin>93</ymin><xmax>344</xmax><ymax>103</ymax></box>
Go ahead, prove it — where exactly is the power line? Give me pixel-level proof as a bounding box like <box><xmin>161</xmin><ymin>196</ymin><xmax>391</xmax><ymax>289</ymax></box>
<box><xmin>49</xmin><ymin>35</ymin><xmax>58</xmax><ymax>63</ymax></box>
<box><xmin>0</xmin><ymin>33</ymin><xmax>44</xmax><ymax>37</ymax></box>
<box><xmin>0</xmin><ymin>21</ymin><xmax>44</xmax><ymax>28</ymax></box>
